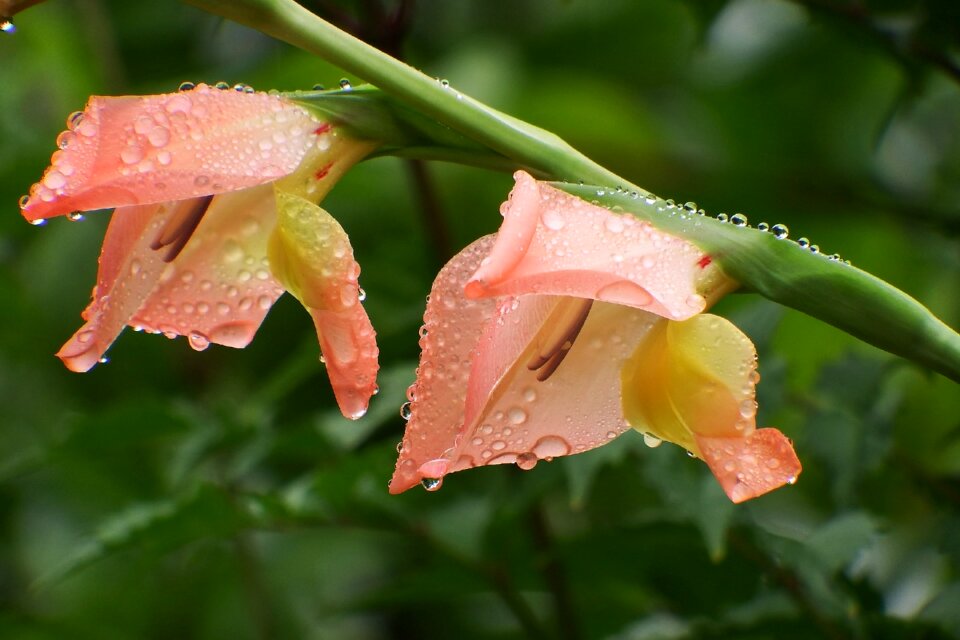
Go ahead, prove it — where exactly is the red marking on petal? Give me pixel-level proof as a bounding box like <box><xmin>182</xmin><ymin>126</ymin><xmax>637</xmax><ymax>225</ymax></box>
<box><xmin>314</xmin><ymin>123</ymin><xmax>331</xmax><ymax>135</ymax></box>
<box><xmin>314</xmin><ymin>162</ymin><xmax>334</xmax><ymax>181</ymax></box>
<box><xmin>697</xmin><ymin>255</ymin><xmax>712</xmax><ymax>269</ymax></box>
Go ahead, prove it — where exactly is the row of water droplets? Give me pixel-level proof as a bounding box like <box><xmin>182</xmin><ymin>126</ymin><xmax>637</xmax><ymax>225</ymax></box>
<box><xmin>593</xmin><ymin>186</ymin><xmax>849</xmax><ymax>264</ymax></box>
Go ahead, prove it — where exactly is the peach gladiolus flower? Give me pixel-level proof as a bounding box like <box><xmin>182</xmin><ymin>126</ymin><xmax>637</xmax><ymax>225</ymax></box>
<box><xmin>390</xmin><ymin>171</ymin><xmax>801</xmax><ymax>502</ymax></box>
<box><xmin>20</xmin><ymin>83</ymin><xmax>378</xmax><ymax>419</ymax></box>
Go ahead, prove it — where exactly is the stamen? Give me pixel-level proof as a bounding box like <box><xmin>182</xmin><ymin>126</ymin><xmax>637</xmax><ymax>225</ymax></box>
<box><xmin>150</xmin><ymin>195</ymin><xmax>213</xmax><ymax>262</ymax></box>
<box><xmin>527</xmin><ymin>298</ymin><xmax>593</xmax><ymax>381</ymax></box>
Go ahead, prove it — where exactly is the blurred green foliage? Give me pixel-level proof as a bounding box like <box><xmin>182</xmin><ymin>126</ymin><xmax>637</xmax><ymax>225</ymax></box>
<box><xmin>1</xmin><ymin>0</ymin><xmax>959</xmax><ymax>638</ymax></box>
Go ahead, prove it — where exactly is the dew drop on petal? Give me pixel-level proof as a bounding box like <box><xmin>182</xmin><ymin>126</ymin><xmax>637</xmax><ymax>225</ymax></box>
<box><xmin>643</xmin><ymin>433</ymin><xmax>662</xmax><ymax>448</ymax></box>
<box><xmin>508</xmin><ymin>407</ymin><xmax>528</xmax><ymax>425</ymax></box>
<box><xmin>532</xmin><ymin>435</ymin><xmax>571</xmax><ymax>459</ymax></box>
<box><xmin>517</xmin><ymin>452</ymin><xmax>538</xmax><ymax>470</ymax></box>
<box><xmin>421</xmin><ymin>477</ymin><xmax>442</xmax><ymax>491</ymax></box>
<box><xmin>188</xmin><ymin>332</ymin><xmax>210</xmax><ymax>351</ymax></box>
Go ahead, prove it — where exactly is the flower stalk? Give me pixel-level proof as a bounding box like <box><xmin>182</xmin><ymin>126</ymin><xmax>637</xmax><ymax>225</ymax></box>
<box><xmin>184</xmin><ymin>0</ymin><xmax>960</xmax><ymax>384</ymax></box>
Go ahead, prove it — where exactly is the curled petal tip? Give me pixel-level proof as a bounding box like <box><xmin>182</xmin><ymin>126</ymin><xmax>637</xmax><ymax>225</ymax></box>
<box><xmin>56</xmin><ymin>329</ymin><xmax>104</xmax><ymax>373</ymax></box>
<box><xmin>697</xmin><ymin>429</ymin><xmax>802</xmax><ymax>503</ymax></box>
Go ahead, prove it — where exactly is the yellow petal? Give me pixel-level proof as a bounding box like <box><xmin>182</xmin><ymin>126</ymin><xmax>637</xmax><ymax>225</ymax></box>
<box><xmin>268</xmin><ymin>190</ymin><xmax>378</xmax><ymax>419</ymax></box>
<box><xmin>621</xmin><ymin>314</ymin><xmax>801</xmax><ymax>502</ymax></box>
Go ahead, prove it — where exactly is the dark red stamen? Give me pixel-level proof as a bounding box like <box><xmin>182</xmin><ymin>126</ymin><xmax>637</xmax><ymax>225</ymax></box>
<box><xmin>314</xmin><ymin>123</ymin><xmax>331</xmax><ymax>135</ymax></box>
<box><xmin>315</xmin><ymin>162</ymin><xmax>334</xmax><ymax>181</ymax></box>
<box><xmin>697</xmin><ymin>255</ymin><xmax>712</xmax><ymax>269</ymax></box>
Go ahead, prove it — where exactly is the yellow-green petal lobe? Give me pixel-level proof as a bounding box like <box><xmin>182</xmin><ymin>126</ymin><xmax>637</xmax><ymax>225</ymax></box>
<box><xmin>269</xmin><ymin>190</ymin><xmax>378</xmax><ymax>420</ymax></box>
<box><xmin>622</xmin><ymin>314</ymin><xmax>801</xmax><ymax>502</ymax></box>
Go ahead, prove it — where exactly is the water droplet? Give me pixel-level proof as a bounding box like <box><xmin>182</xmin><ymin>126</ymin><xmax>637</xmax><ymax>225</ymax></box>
<box><xmin>730</xmin><ymin>213</ymin><xmax>748</xmax><ymax>227</ymax></box>
<box><xmin>757</xmin><ymin>222</ymin><xmax>769</xmax><ymax>232</ymax></box>
<box><xmin>604</xmin><ymin>215</ymin><xmax>624</xmax><ymax>233</ymax></box>
<box><xmin>739</xmin><ymin>399</ymin><xmax>757</xmax><ymax>419</ymax></box>
<box><xmin>686</xmin><ymin>450</ymin><xmax>696</xmax><ymax>458</ymax></box>
<box><xmin>797</xmin><ymin>237</ymin><xmax>809</xmax><ymax>249</ymax></box>
<box><xmin>421</xmin><ymin>477</ymin><xmax>442</xmax><ymax>491</ymax></box>
<box><xmin>516</xmin><ymin>452</ymin><xmax>538</xmax><ymax>470</ymax></box>
<box><xmin>507</xmin><ymin>407</ymin><xmax>528</xmax><ymax>425</ymax></box>
<box><xmin>358</xmin><ymin>287</ymin><xmax>366</xmax><ymax>302</ymax></box>
<box><xmin>56</xmin><ymin>131</ymin><xmax>75</xmax><ymax>150</ymax></box>
<box><xmin>396</xmin><ymin>441</ymin><xmax>404</xmax><ymax>454</ymax></box>
<box><xmin>178</xmin><ymin>81</ymin><xmax>196</xmax><ymax>91</ymax></box>
<box><xmin>532</xmin><ymin>435</ymin><xmax>571</xmax><ymax>459</ymax></box>
<box><xmin>771</xmin><ymin>223</ymin><xmax>789</xmax><ymax>239</ymax></box>
<box><xmin>766</xmin><ymin>458</ymin><xmax>781</xmax><ymax>469</ymax></box>
<box><xmin>522</xmin><ymin>387</ymin><xmax>537</xmax><ymax>402</ymax></box>
<box><xmin>188</xmin><ymin>332</ymin><xmax>210</xmax><ymax>351</ymax></box>
<box><xmin>1</xmin><ymin>18</ymin><xmax>15</xmax><ymax>34</ymax></box>
<box><xmin>491</xmin><ymin>440</ymin><xmax>506</xmax><ymax>451</ymax></box>
<box><xmin>30</xmin><ymin>218</ymin><xmax>47</xmax><ymax>226</ymax></box>
<box><xmin>66</xmin><ymin>211</ymin><xmax>84</xmax><ymax>222</ymax></box>
<box><xmin>67</xmin><ymin>111</ymin><xmax>84</xmax><ymax>129</ymax></box>
<box><xmin>339</xmin><ymin>78</ymin><xmax>352</xmax><ymax>90</ymax></box>
<box><xmin>120</xmin><ymin>146</ymin><xmax>144</xmax><ymax>165</ymax></box>
<box><xmin>786</xmin><ymin>475</ymin><xmax>797</xmax><ymax>485</ymax></box>
<box><xmin>147</xmin><ymin>126</ymin><xmax>170</xmax><ymax>148</ymax></box>
<box><xmin>643</xmin><ymin>433</ymin><xmax>662</xmax><ymax>448</ymax></box>
<box><xmin>214</xmin><ymin>81</ymin><xmax>230</xmax><ymax>90</ymax></box>
<box><xmin>716</xmin><ymin>213</ymin><xmax>729</xmax><ymax>223</ymax></box>
<box><xmin>809</xmin><ymin>244</ymin><xmax>820</xmax><ymax>254</ymax></box>
<box><xmin>400</xmin><ymin>402</ymin><xmax>412</xmax><ymax>421</ymax></box>
<box><xmin>98</xmin><ymin>356</ymin><xmax>109</xmax><ymax>365</ymax></box>
<box><xmin>194</xmin><ymin>175</ymin><xmax>210</xmax><ymax>188</ymax></box>
<box><xmin>312</xmin><ymin>83</ymin><xmax>325</xmax><ymax>91</ymax></box>
<box><xmin>683</xmin><ymin>202</ymin><xmax>698</xmax><ymax>213</ymax></box>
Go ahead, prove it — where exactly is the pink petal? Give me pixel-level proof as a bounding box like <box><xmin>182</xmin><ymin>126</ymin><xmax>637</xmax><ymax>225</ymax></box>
<box><xmin>696</xmin><ymin>429</ymin><xmax>802</xmax><ymax>503</ymax></box>
<box><xmin>57</xmin><ymin>202</ymin><xmax>184</xmax><ymax>371</ymax></box>
<box><xmin>390</xmin><ymin>233</ymin><xmax>659</xmax><ymax>492</ymax></box>
<box><xmin>269</xmin><ymin>191</ymin><xmax>378</xmax><ymax>420</ymax></box>
<box><xmin>21</xmin><ymin>84</ymin><xmax>323</xmax><ymax>222</ymax></box>
<box><xmin>466</xmin><ymin>171</ymin><xmax>712</xmax><ymax>320</ymax></box>
<box><xmin>129</xmin><ymin>185</ymin><xmax>284</xmax><ymax>351</ymax></box>
<box><xmin>390</xmin><ymin>237</ymin><xmax>500</xmax><ymax>493</ymax></box>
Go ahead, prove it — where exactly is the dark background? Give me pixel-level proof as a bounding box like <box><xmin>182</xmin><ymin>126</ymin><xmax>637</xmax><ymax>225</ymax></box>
<box><xmin>1</xmin><ymin>0</ymin><xmax>959</xmax><ymax>637</ymax></box>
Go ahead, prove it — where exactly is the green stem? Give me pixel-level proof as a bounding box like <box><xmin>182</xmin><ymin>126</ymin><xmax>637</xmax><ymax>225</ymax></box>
<box><xmin>182</xmin><ymin>0</ymin><xmax>630</xmax><ymax>189</ymax></box>
<box><xmin>182</xmin><ymin>0</ymin><xmax>960</xmax><ymax>384</ymax></box>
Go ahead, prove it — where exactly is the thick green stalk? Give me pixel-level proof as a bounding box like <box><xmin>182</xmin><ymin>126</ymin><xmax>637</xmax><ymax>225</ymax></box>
<box><xmin>182</xmin><ymin>0</ymin><xmax>628</xmax><ymax>189</ymax></box>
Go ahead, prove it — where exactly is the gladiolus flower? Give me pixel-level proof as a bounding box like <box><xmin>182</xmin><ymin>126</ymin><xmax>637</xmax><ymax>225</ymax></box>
<box><xmin>20</xmin><ymin>83</ymin><xmax>379</xmax><ymax>419</ymax></box>
<box><xmin>390</xmin><ymin>171</ymin><xmax>801</xmax><ymax>501</ymax></box>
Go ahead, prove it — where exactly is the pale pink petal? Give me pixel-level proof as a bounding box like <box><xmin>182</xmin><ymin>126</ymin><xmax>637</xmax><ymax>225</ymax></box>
<box><xmin>21</xmin><ymin>84</ymin><xmax>324</xmax><ymax>222</ymax></box>
<box><xmin>466</xmin><ymin>171</ymin><xmax>712</xmax><ymax>320</ymax></box>
<box><xmin>269</xmin><ymin>191</ymin><xmax>378</xmax><ymax>420</ymax></box>
<box><xmin>56</xmin><ymin>202</ymin><xmax>185</xmax><ymax>371</ymax></box>
<box><xmin>696</xmin><ymin>430</ymin><xmax>802</xmax><ymax>503</ymax></box>
<box><xmin>390</xmin><ymin>237</ymin><xmax>500</xmax><ymax>493</ymax></box>
<box><xmin>390</xmin><ymin>248</ymin><xmax>659</xmax><ymax>493</ymax></box>
<box><xmin>129</xmin><ymin>185</ymin><xmax>284</xmax><ymax>350</ymax></box>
